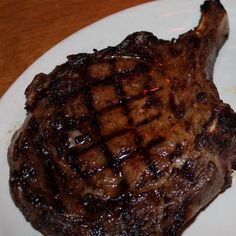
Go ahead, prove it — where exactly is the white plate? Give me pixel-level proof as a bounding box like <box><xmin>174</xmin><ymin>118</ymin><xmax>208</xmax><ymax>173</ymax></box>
<box><xmin>1</xmin><ymin>0</ymin><xmax>236</xmax><ymax>235</ymax></box>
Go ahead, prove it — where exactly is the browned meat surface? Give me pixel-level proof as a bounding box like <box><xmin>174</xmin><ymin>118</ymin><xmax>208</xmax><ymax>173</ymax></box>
<box><xmin>8</xmin><ymin>1</ymin><xmax>236</xmax><ymax>235</ymax></box>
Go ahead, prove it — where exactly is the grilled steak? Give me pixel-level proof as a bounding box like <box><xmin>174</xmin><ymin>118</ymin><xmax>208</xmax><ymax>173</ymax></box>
<box><xmin>8</xmin><ymin>1</ymin><xmax>236</xmax><ymax>235</ymax></box>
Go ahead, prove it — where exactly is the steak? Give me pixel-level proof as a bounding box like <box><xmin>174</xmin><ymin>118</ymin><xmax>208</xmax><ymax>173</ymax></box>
<box><xmin>8</xmin><ymin>1</ymin><xmax>236</xmax><ymax>235</ymax></box>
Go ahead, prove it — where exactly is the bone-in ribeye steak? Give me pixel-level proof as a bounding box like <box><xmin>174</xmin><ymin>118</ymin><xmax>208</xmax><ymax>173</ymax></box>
<box><xmin>8</xmin><ymin>1</ymin><xmax>236</xmax><ymax>235</ymax></box>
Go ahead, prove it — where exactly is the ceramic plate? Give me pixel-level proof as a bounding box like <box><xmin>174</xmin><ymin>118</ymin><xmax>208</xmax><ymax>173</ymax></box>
<box><xmin>1</xmin><ymin>0</ymin><xmax>236</xmax><ymax>235</ymax></box>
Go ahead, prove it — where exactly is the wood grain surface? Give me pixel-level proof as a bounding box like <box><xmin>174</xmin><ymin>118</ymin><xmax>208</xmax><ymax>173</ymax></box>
<box><xmin>0</xmin><ymin>0</ymin><xmax>151</xmax><ymax>97</ymax></box>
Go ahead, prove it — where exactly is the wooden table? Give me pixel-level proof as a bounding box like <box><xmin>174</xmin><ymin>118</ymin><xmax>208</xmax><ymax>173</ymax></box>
<box><xmin>0</xmin><ymin>0</ymin><xmax>150</xmax><ymax>97</ymax></box>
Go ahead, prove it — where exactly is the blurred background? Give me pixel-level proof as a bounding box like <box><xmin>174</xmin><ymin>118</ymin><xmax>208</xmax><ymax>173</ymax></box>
<box><xmin>0</xmin><ymin>0</ymin><xmax>150</xmax><ymax>97</ymax></box>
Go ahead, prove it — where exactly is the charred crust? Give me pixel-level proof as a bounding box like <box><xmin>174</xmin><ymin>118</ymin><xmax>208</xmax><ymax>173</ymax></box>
<box><xmin>169</xmin><ymin>143</ymin><xmax>183</xmax><ymax>161</ymax></box>
<box><xmin>207</xmin><ymin>161</ymin><xmax>217</xmax><ymax>174</ymax></box>
<box><xmin>122</xmin><ymin>31</ymin><xmax>157</xmax><ymax>47</ymax></box>
<box><xmin>169</xmin><ymin>93</ymin><xmax>185</xmax><ymax>119</ymax></box>
<box><xmin>146</xmin><ymin>137</ymin><xmax>166</xmax><ymax>150</ymax></box>
<box><xmin>67</xmin><ymin>53</ymin><xmax>90</xmax><ymax>66</ymax></box>
<box><xmin>162</xmin><ymin>204</ymin><xmax>186</xmax><ymax>236</ymax></box>
<box><xmin>49</xmin><ymin>113</ymin><xmax>79</xmax><ymax>133</ymax></box>
<box><xmin>10</xmin><ymin>165</ymin><xmax>38</xmax><ymax>195</ymax></box>
<box><xmin>187</xmin><ymin>35</ymin><xmax>201</xmax><ymax>49</ymax></box>
<box><xmin>24</xmin><ymin>190</ymin><xmax>45</xmax><ymax>208</ymax></box>
<box><xmin>218</xmin><ymin>105</ymin><xmax>236</xmax><ymax>130</ymax></box>
<box><xmin>126</xmin><ymin>219</ymin><xmax>144</xmax><ymax>236</ymax></box>
<box><xmin>83</xmin><ymin>194</ymin><xmax>106</xmax><ymax>214</ymax></box>
<box><xmin>47</xmin><ymin>76</ymin><xmax>79</xmax><ymax>106</ymax></box>
<box><xmin>196</xmin><ymin>91</ymin><xmax>207</xmax><ymax>102</ymax></box>
<box><xmin>40</xmin><ymin>211</ymin><xmax>51</xmax><ymax>227</ymax></box>
<box><xmin>222</xmin><ymin>171</ymin><xmax>232</xmax><ymax>190</ymax></box>
<box><xmin>232</xmin><ymin>160</ymin><xmax>236</xmax><ymax>170</ymax></box>
<box><xmin>92</xmin><ymin>221</ymin><xmax>105</xmax><ymax>236</ymax></box>
<box><xmin>25</xmin><ymin>73</ymin><xmax>50</xmax><ymax>112</ymax></box>
<box><xmin>121</xmin><ymin>208</ymin><xmax>131</xmax><ymax>221</ymax></box>
<box><xmin>195</xmin><ymin>133</ymin><xmax>209</xmax><ymax>150</ymax></box>
<box><xmin>169</xmin><ymin>44</ymin><xmax>183</xmax><ymax>57</ymax></box>
<box><xmin>171</xmin><ymin>104</ymin><xmax>181</xmax><ymax>120</ymax></box>
<box><xmin>201</xmin><ymin>0</ymin><xmax>224</xmax><ymax>14</ymax></box>
<box><xmin>143</xmin><ymin>96</ymin><xmax>162</xmax><ymax>109</ymax></box>
<box><xmin>136</xmin><ymin>113</ymin><xmax>162</xmax><ymax>127</ymax></box>
<box><xmin>147</xmin><ymin>161</ymin><xmax>161</xmax><ymax>179</ymax></box>
<box><xmin>182</xmin><ymin>159</ymin><xmax>195</xmax><ymax>183</ymax></box>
